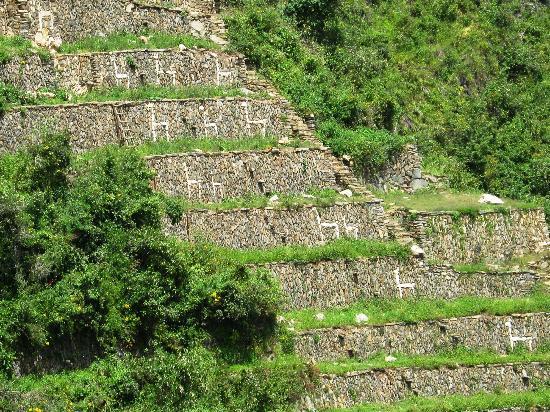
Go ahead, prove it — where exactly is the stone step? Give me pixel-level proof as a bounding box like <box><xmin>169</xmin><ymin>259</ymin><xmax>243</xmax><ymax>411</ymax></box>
<box><xmin>260</xmin><ymin>257</ymin><xmax>540</xmax><ymax>310</ymax></box>
<box><xmin>0</xmin><ymin>0</ymin><xmax>225</xmax><ymax>43</ymax></box>
<box><xmin>1</xmin><ymin>47</ymin><xmax>248</xmax><ymax>94</ymax></box>
<box><xmin>295</xmin><ymin>312</ymin><xmax>549</xmax><ymax>362</ymax></box>
<box><xmin>164</xmin><ymin>201</ymin><xmax>389</xmax><ymax>249</ymax></box>
<box><xmin>146</xmin><ymin>146</ymin><xmax>360</xmax><ymax>203</ymax></box>
<box><xmin>396</xmin><ymin>208</ymin><xmax>549</xmax><ymax>264</ymax></box>
<box><xmin>304</xmin><ymin>362</ymin><xmax>548</xmax><ymax>410</ymax></box>
<box><xmin>0</xmin><ymin>97</ymin><xmax>294</xmax><ymax>153</ymax></box>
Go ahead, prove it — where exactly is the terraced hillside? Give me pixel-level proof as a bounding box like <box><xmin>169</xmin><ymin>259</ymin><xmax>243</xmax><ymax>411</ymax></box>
<box><xmin>0</xmin><ymin>0</ymin><xmax>548</xmax><ymax>411</ymax></box>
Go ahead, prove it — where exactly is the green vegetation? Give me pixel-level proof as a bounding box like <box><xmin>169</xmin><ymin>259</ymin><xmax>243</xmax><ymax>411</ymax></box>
<box><xmin>164</xmin><ymin>189</ymin><xmax>367</xmax><ymax>218</ymax></box>
<box><xmin>0</xmin><ymin>133</ymin><xmax>308</xmax><ymax>410</ymax></box>
<box><xmin>284</xmin><ymin>293</ymin><xmax>550</xmax><ymax>330</ymax></box>
<box><xmin>133</xmin><ymin>136</ymin><xmax>315</xmax><ymax>156</ymax></box>
<box><xmin>379</xmin><ymin>188</ymin><xmax>536</xmax><ymax>212</ymax></box>
<box><xmin>225</xmin><ymin>0</ymin><xmax>550</xmax><ymax>218</ymax></box>
<box><xmin>0</xmin><ymin>84</ymin><xmax>259</xmax><ymax>111</ymax></box>
<box><xmin>452</xmin><ymin>250</ymin><xmax>550</xmax><ymax>274</ymax></box>
<box><xmin>1</xmin><ymin>350</ymin><xmax>312</xmax><ymax>411</ymax></box>
<box><xmin>211</xmin><ymin>238</ymin><xmax>410</xmax><ymax>265</ymax></box>
<box><xmin>328</xmin><ymin>389</ymin><xmax>550</xmax><ymax>412</ymax></box>
<box><xmin>0</xmin><ymin>36</ymin><xmax>50</xmax><ymax>64</ymax></box>
<box><xmin>317</xmin><ymin>346</ymin><xmax>550</xmax><ymax>374</ymax></box>
<box><xmin>59</xmin><ymin>31</ymin><xmax>219</xmax><ymax>54</ymax></box>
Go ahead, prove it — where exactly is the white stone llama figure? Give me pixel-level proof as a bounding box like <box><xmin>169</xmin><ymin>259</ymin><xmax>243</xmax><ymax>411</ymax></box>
<box><xmin>394</xmin><ymin>269</ymin><xmax>415</xmax><ymax>298</ymax></box>
<box><xmin>313</xmin><ymin>207</ymin><xmax>339</xmax><ymax>242</ymax></box>
<box><xmin>111</xmin><ymin>57</ymin><xmax>130</xmax><ymax>88</ymax></box>
<box><xmin>505</xmin><ymin>319</ymin><xmax>534</xmax><ymax>351</ymax></box>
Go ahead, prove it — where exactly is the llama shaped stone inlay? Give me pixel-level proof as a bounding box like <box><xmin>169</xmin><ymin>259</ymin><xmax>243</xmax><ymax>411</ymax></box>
<box><xmin>184</xmin><ymin>166</ymin><xmax>202</xmax><ymax>199</ymax></box>
<box><xmin>313</xmin><ymin>207</ymin><xmax>339</xmax><ymax>241</ymax></box>
<box><xmin>112</xmin><ymin>57</ymin><xmax>130</xmax><ymax>88</ymax></box>
<box><xmin>200</xmin><ymin>105</ymin><xmax>219</xmax><ymax>136</ymax></box>
<box><xmin>394</xmin><ymin>269</ymin><xmax>415</xmax><ymax>299</ymax></box>
<box><xmin>154</xmin><ymin>53</ymin><xmax>177</xmax><ymax>86</ymax></box>
<box><xmin>214</xmin><ymin>56</ymin><xmax>234</xmax><ymax>85</ymax></box>
<box><xmin>149</xmin><ymin>105</ymin><xmax>169</xmax><ymax>141</ymax></box>
<box><xmin>343</xmin><ymin>217</ymin><xmax>359</xmax><ymax>239</ymax></box>
<box><xmin>505</xmin><ymin>319</ymin><xmax>534</xmax><ymax>351</ymax></box>
<box><xmin>241</xmin><ymin>101</ymin><xmax>268</xmax><ymax>137</ymax></box>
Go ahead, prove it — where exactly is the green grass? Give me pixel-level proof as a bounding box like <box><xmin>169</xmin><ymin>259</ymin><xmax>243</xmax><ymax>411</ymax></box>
<box><xmin>327</xmin><ymin>388</ymin><xmax>550</xmax><ymax>411</ymax></box>
<box><xmin>452</xmin><ymin>250</ymin><xmax>550</xmax><ymax>273</ymax></box>
<box><xmin>284</xmin><ymin>293</ymin><xmax>550</xmax><ymax>330</ymax></box>
<box><xmin>59</xmin><ymin>31</ymin><xmax>219</xmax><ymax>54</ymax></box>
<box><xmin>210</xmin><ymin>238</ymin><xmax>410</xmax><ymax>265</ymax></box>
<box><xmin>166</xmin><ymin>188</ymin><xmax>368</xmax><ymax>214</ymax></box>
<box><xmin>379</xmin><ymin>189</ymin><xmax>536</xmax><ymax>212</ymax></box>
<box><xmin>0</xmin><ymin>36</ymin><xmax>50</xmax><ymax>64</ymax></box>
<box><xmin>316</xmin><ymin>347</ymin><xmax>550</xmax><ymax>374</ymax></box>
<box><xmin>136</xmin><ymin>136</ymin><xmax>316</xmax><ymax>156</ymax></box>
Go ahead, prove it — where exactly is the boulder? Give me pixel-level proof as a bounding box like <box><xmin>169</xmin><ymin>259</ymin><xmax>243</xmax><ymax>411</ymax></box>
<box><xmin>479</xmin><ymin>193</ymin><xmax>504</xmax><ymax>205</ymax></box>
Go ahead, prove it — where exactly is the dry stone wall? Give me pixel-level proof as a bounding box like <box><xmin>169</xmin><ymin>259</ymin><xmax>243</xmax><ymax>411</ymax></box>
<box><xmin>261</xmin><ymin>257</ymin><xmax>539</xmax><ymax>310</ymax></box>
<box><xmin>295</xmin><ymin>313</ymin><xmax>549</xmax><ymax>362</ymax></box>
<box><xmin>306</xmin><ymin>362</ymin><xmax>548</xmax><ymax>410</ymax></box>
<box><xmin>0</xmin><ymin>0</ymin><xmax>225</xmax><ymax>42</ymax></box>
<box><xmin>1</xmin><ymin>49</ymin><xmax>247</xmax><ymax>94</ymax></box>
<box><xmin>402</xmin><ymin>208</ymin><xmax>549</xmax><ymax>264</ymax></box>
<box><xmin>147</xmin><ymin>147</ymin><xmax>347</xmax><ymax>202</ymax></box>
<box><xmin>363</xmin><ymin>144</ymin><xmax>427</xmax><ymax>192</ymax></box>
<box><xmin>0</xmin><ymin>98</ymin><xmax>293</xmax><ymax>153</ymax></box>
<box><xmin>165</xmin><ymin>202</ymin><xmax>389</xmax><ymax>249</ymax></box>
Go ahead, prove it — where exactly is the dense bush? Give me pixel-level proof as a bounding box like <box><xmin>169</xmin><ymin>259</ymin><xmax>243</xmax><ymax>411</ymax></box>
<box><xmin>226</xmin><ymin>0</ymin><xmax>549</xmax><ymax>213</ymax></box>
<box><xmin>0</xmin><ymin>133</ymin><xmax>282</xmax><ymax>380</ymax></box>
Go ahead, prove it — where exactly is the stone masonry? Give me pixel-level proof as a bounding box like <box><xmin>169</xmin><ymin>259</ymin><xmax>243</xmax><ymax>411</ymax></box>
<box><xmin>307</xmin><ymin>362</ymin><xmax>549</xmax><ymax>410</ymax></box>
<box><xmin>295</xmin><ymin>313</ymin><xmax>549</xmax><ymax>361</ymax></box>
<box><xmin>0</xmin><ymin>0</ymin><xmax>225</xmax><ymax>42</ymax></box>
<box><xmin>402</xmin><ymin>208</ymin><xmax>550</xmax><ymax>263</ymax></box>
<box><xmin>260</xmin><ymin>257</ymin><xmax>540</xmax><ymax>310</ymax></box>
<box><xmin>0</xmin><ymin>48</ymin><xmax>247</xmax><ymax>94</ymax></box>
<box><xmin>165</xmin><ymin>202</ymin><xmax>389</xmax><ymax>249</ymax></box>
<box><xmin>0</xmin><ymin>98</ymin><xmax>294</xmax><ymax>153</ymax></box>
<box><xmin>146</xmin><ymin>147</ymin><xmax>347</xmax><ymax>202</ymax></box>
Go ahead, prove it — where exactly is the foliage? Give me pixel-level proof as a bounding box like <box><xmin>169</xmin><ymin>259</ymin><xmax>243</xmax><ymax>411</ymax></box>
<box><xmin>225</xmin><ymin>0</ymin><xmax>550</xmax><ymax>217</ymax></box>
<box><xmin>0</xmin><ymin>133</ymin><xmax>282</xmax><ymax>379</ymax></box>
<box><xmin>0</xmin><ymin>36</ymin><xmax>50</xmax><ymax>64</ymax></box>
<box><xmin>0</xmin><ymin>349</ymin><xmax>311</xmax><ymax>411</ymax></box>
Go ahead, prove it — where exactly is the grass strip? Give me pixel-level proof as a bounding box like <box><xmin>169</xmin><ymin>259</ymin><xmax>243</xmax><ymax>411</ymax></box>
<box><xmin>379</xmin><ymin>189</ymin><xmax>536</xmax><ymax>212</ymax></box>
<box><xmin>316</xmin><ymin>347</ymin><xmax>550</xmax><ymax>374</ymax></box>
<box><xmin>452</xmin><ymin>250</ymin><xmax>550</xmax><ymax>274</ymax></box>
<box><xmin>284</xmin><ymin>293</ymin><xmax>550</xmax><ymax>330</ymax></box>
<box><xmin>209</xmin><ymin>238</ymin><xmax>411</xmax><ymax>265</ymax></box>
<box><xmin>59</xmin><ymin>31</ymin><xmax>219</xmax><ymax>54</ymax></box>
<box><xmin>326</xmin><ymin>388</ymin><xmax>550</xmax><ymax>411</ymax></box>
<box><xmin>0</xmin><ymin>36</ymin><xmax>51</xmax><ymax>64</ymax></box>
<box><xmin>165</xmin><ymin>188</ymin><xmax>369</xmax><ymax>214</ymax></box>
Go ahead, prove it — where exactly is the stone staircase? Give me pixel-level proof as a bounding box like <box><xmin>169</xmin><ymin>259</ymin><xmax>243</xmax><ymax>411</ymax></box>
<box><xmin>1</xmin><ymin>1</ymin><xmax>549</xmax><ymax>410</ymax></box>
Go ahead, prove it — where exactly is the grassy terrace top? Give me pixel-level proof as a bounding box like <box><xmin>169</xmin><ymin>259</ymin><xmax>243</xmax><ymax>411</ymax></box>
<box><xmin>3</xmin><ymin>85</ymin><xmax>266</xmax><ymax>110</ymax></box>
<box><xmin>283</xmin><ymin>293</ymin><xmax>550</xmax><ymax>330</ymax></box>
<box><xmin>0</xmin><ymin>32</ymin><xmax>219</xmax><ymax>63</ymax></box>
<box><xmin>199</xmin><ymin>238</ymin><xmax>410</xmax><ymax>266</ymax></box>
<box><xmin>230</xmin><ymin>347</ymin><xmax>549</xmax><ymax>375</ymax></box>
<box><xmin>380</xmin><ymin>189</ymin><xmax>537</xmax><ymax>213</ymax></box>
<box><xmin>327</xmin><ymin>390</ymin><xmax>550</xmax><ymax>412</ymax></box>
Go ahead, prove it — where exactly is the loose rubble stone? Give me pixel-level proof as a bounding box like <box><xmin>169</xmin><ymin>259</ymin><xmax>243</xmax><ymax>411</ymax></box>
<box><xmin>479</xmin><ymin>193</ymin><xmax>505</xmax><ymax>205</ymax></box>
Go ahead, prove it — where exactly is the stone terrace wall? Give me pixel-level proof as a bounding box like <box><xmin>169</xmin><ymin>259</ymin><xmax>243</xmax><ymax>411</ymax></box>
<box><xmin>147</xmin><ymin>147</ymin><xmax>347</xmax><ymax>202</ymax></box>
<box><xmin>1</xmin><ymin>0</ymin><xmax>224</xmax><ymax>42</ymax></box>
<box><xmin>0</xmin><ymin>98</ymin><xmax>293</xmax><ymax>153</ymax></box>
<box><xmin>307</xmin><ymin>362</ymin><xmax>548</xmax><ymax>410</ymax></box>
<box><xmin>145</xmin><ymin>0</ymin><xmax>217</xmax><ymax>14</ymax></box>
<box><xmin>402</xmin><ymin>208</ymin><xmax>549</xmax><ymax>264</ymax></box>
<box><xmin>1</xmin><ymin>49</ymin><xmax>247</xmax><ymax>94</ymax></box>
<box><xmin>165</xmin><ymin>202</ymin><xmax>389</xmax><ymax>249</ymax></box>
<box><xmin>261</xmin><ymin>257</ymin><xmax>539</xmax><ymax>310</ymax></box>
<box><xmin>363</xmin><ymin>144</ymin><xmax>427</xmax><ymax>192</ymax></box>
<box><xmin>295</xmin><ymin>313</ymin><xmax>549</xmax><ymax>362</ymax></box>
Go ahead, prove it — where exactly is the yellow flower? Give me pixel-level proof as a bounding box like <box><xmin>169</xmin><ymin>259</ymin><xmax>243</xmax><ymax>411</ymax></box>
<box><xmin>123</xmin><ymin>303</ymin><xmax>130</xmax><ymax>309</ymax></box>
